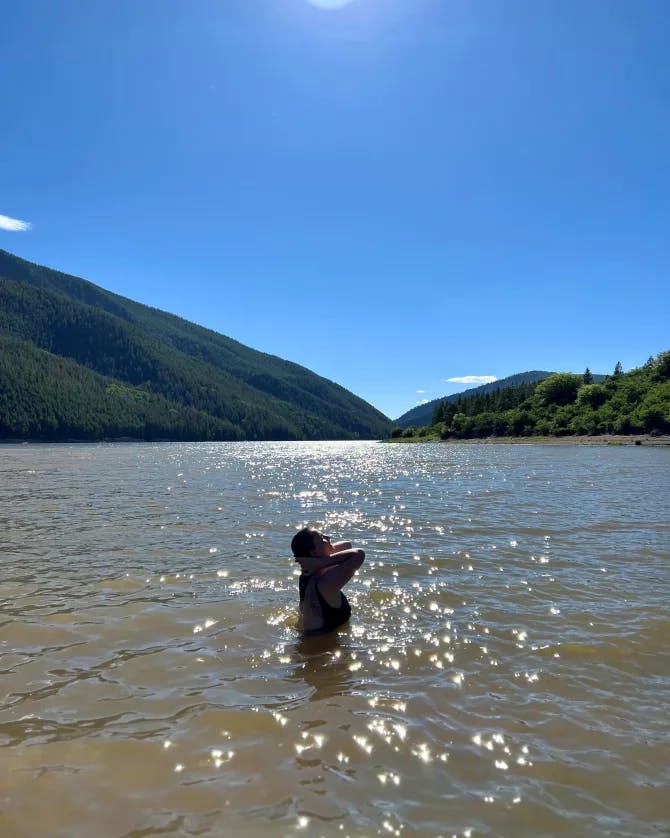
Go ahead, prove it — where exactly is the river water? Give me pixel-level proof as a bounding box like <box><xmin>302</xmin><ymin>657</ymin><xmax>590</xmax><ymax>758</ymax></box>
<box><xmin>1</xmin><ymin>441</ymin><xmax>669</xmax><ymax>838</ymax></box>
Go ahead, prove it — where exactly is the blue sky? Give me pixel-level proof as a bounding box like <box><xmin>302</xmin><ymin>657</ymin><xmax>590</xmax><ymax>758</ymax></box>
<box><xmin>1</xmin><ymin>0</ymin><xmax>668</xmax><ymax>419</ymax></box>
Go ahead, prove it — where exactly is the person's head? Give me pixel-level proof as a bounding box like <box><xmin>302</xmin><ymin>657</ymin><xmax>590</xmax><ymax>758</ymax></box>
<box><xmin>291</xmin><ymin>527</ymin><xmax>332</xmax><ymax>558</ymax></box>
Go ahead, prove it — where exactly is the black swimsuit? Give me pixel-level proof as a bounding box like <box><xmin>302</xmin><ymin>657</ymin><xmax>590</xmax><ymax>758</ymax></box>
<box><xmin>299</xmin><ymin>573</ymin><xmax>351</xmax><ymax>634</ymax></box>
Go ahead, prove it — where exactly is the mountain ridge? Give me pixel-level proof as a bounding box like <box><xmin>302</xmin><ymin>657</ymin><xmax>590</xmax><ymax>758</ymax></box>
<box><xmin>394</xmin><ymin>371</ymin><xmax>607</xmax><ymax>428</ymax></box>
<box><xmin>0</xmin><ymin>249</ymin><xmax>391</xmax><ymax>441</ymax></box>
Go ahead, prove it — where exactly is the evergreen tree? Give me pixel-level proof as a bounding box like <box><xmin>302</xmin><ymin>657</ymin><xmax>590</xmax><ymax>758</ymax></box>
<box><xmin>583</xmin><ymin>367</ymin><xmax>593</xmax><ymax>384</ymax></box>
<box><xmin>0</xmin><ymin>249</ymin><xmax>392</xmax><ymax>441</ymax></box>
<box><xmin>396</xmin><ymin>351</ymin><xmax>670</xmax><ymax>441</ymax></box>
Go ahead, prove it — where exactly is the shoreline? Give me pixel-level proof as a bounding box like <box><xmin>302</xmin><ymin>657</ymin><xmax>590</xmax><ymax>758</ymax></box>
<box><xmin>1</xmin><ymin>435</ymin><xmax>669</xmax><ymax>447</ymax></box>
<box><xmin>387</xmin><ymin>434</ymin><xmax>670</xmax><ymax>446</ymax></box>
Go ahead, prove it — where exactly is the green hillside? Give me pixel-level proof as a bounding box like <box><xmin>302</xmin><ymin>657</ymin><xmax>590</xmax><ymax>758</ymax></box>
<box><xmin>395</xmin><ymin>371</ymin><xmax>556</xmax><ymax>428</ymax></box>
<box><xmin>0</xmin><ymin>249</ymin><xmax>391</xmax><ymax>441</ymax></box>
<box><xmin>393</xmin><ymin>358</ymin><xmax>670</xmax><ymax>440</ymax></box>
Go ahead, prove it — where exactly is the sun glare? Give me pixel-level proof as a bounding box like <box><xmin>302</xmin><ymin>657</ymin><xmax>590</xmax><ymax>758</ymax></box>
<box><xmin>306</xmin><ymin>0</ymin><xmax>356</xmax><ymax>10</ymax></box>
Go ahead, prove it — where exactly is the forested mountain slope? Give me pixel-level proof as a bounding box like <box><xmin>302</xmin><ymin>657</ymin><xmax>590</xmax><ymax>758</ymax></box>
<box><xmin>394</xmin><ymin>358</ymin><xmax>670</xmax><ymax>439</ymax></box>
<box><xmin>0</xmin><ymin>249</ymin><xmax>391</xmax><ymax>441</ymax></box>
<box><xmin>395</xmin><ymin>371</ymin><xmax>556</xmax><ymax>428</ymax></box>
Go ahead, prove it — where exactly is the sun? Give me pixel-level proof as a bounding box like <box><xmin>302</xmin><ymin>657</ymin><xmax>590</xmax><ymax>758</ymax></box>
<box><xmin>305</xmin><ymin>0</ymin><xmax>356</xmax><ymax>10</ymax></box>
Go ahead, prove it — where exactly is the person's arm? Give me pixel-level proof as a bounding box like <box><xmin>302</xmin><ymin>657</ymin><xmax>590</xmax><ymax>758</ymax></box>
<box><xmin>295</xmin><ymin>547</ymin><xmax>360</xmax><ymax>576</ymax></box>
<box><xmin>331</xmin><ymin>540</ymin><xmax>352</xmax><ymax>552</ymax></box>
<box><xmin>317</xmin><ymin>549</ymin><xmax>365</xmax><ymax>599</ymax></box>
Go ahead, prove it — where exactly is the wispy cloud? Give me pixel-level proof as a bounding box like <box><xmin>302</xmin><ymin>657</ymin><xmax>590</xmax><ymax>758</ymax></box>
<box><xmin>416</xmin><ymin>399</ymin><xmax>429</xmax><ymax>405</ymax></box>
<box><xmin>446</xmin><ymin>375</ymin><xmax>498</xmax><ymax>385</ymax></box>
<box><xmin>416</xmin><ymin>389</ymin><xmax>425</xmax><ymax>394</ymax></box>
<box><xmin>0</xmin><ymin>213</ymin><xmax>31</xmax><ymax>232</ymax></box>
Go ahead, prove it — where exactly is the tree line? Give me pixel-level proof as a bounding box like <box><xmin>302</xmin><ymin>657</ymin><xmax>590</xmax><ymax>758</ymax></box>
<box><xmin>392</xmin><ymin>353</ymin><xmax>670</xmax><ymax>440</ymax></box>
<box><xmin>0</xmin><ymin>249</ymin><xmax>392</xmax><ymax>441</ymax></box>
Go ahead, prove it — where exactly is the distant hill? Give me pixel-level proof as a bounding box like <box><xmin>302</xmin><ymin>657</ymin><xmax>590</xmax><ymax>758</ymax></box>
<box><xmin>0</xmin><ymin>249</ymin><xmax>391</xmax><ymax>441</ymax></box>
<box><xmin>395</xmin><ymin>371</ymin><xmax>556</xmax><ymax>428</ymax></box>
<box><xmin>394</xmin><ymin>357</ymin><xmax>670</xmax><ymax>440</ymax></box>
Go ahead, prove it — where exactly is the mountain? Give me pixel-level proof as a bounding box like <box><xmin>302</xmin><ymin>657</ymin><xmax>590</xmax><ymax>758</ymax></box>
<box><xmin>405</xmin><ymin>359</ymin><xmax>670</xmax><ymax>439</ymax></box>
<box><xmin>0</xmin><ymin>249</ymin><xmax>391</xmax><ymax>441</ymax></box>
<box><xmin>395</xmin><ymin>371</ymin><xmax>558</xmax><ymax>428</ymax></box>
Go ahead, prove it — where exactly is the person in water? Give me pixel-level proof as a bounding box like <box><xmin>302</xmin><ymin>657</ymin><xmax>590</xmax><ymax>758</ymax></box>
<box><xmin>291</xmin><ymin>527</ymin><xmax>365</xmax><ymax>634</ymax></box>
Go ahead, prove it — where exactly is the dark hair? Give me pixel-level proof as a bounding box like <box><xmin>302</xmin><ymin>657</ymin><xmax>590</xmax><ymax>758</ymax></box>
<box><xmin>291</xmin><ymin>527</ymin><xmax>315</xmax><ymax>557</ymax></box>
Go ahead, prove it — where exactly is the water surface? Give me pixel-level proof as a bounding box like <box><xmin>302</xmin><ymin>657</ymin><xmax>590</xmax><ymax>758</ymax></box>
<box><xmin>1</xmin><ymin>441</ymin><xmax>669</xmax><ymax>837</ymax></box>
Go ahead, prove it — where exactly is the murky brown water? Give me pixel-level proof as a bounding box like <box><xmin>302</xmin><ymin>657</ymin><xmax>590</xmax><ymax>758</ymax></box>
<box><xmin>1</xmin><ymin>441</ymin><xmax>669</xmax><ymax>837</ymax></box>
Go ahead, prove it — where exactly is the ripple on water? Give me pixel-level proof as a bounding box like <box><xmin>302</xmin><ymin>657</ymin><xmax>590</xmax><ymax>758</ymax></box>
<box><xmin>1</xmin><ymin>441</ymin><xmax>669</xmax><ymax>836</ymax></box>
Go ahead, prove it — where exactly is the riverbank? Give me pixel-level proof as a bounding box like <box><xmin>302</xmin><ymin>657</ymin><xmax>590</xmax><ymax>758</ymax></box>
<box><xmin>387</xmin><ymin>434</ymin><xmax>670</xmax><ymax>446</ymax></box>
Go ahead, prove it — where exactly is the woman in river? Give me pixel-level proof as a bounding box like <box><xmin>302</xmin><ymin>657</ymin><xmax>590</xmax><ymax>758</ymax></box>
<box><xmin>291</xmin><ymin>527</ymin><xmax>365</xmax><ymax>634</ymax></box>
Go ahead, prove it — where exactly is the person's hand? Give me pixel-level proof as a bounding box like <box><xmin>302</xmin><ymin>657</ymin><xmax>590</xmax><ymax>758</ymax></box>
<box><xmin>295</xmin><ymin>554</ymin><xmax>336</xmax><ymax>575</ymax></box>
<box><xmin>295</xmin><ymin>555</ymin><xmax>318</xmax><ymax>574</ymax></box>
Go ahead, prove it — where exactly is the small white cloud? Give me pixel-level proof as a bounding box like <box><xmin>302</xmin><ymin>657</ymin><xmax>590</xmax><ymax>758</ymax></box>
<box><xmin>446</xmin><ymin>375</ymin><xmax>498</xmax><ymax>385</ymax></box>
<box><xmin>416</xmin><ymin>399</ymin><xmax>429</xmax><ymax>405</ymax></box>
<box><xmin>0</xmin><ymin>213</ymin><xmax>31</xmax><ymax>232</ymax></box>
<box><xmin>416</xmin><ymin>389</ymin><xmax>425</xmax><ymax>394</ymax></box>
